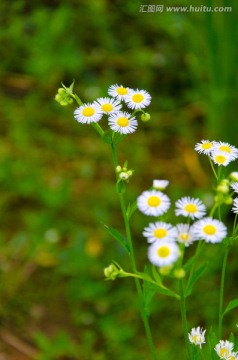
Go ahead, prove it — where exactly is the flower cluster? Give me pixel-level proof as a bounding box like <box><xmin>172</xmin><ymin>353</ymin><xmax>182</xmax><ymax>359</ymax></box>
<box><xmin>137</xmin><ymin>179</ymin><xmax>228</xmax><ymax>268</ymax></box>
<box><xmin>215</xmin><ymin>340</ymin><xmax>238</xmax><ymax>360</ymax></box>
<box><xmin>195</xmin><ymin>140</ymin><xmax>238</xmax><ymax>166</ymax></box>
<box><xmin>73</xmin><ymin>84</ymin><xmax>151</xmax><ymax>135</ymax></box>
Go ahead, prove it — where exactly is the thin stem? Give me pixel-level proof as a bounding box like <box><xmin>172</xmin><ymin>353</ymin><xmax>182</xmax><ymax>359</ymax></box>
<box><xmin>110</xmin><ymin>140</ymin><xmax>157</xmax><ymax>360</ymax></box>
<box><xmin>218</xmin><ymin>247</ymin><xmax>229</xmax><ymax>338</ymax></box>
<box><xmin>179</xmin><ymin>279</ymin><xmax>192</xmax><ymax>360</ymax></box>
<box><xmin>209</xmin><ymin>158</ymin><xmax>218</xmax><ymax>180</ymax></box>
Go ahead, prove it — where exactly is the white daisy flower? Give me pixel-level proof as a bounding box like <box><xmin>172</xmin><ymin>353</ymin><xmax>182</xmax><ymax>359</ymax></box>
<box><xmin>232</xmin><ymin>198</ymin><xmax>238</xmax><ymax>214</ymax></box>
<box><xmin>175</xmin><ymin>224</ymin><xmax>196</xmax><ymax>246</ymax></box>
<box><xmin>153</xmin><ymin>179</ymin><xmax>169</xmax><ymax>190</ymax></box>
<box><xmin>108</xmin><ymin>111</ymin><xmax>138</xmax><ymax>134</ymax></box>
<box><xmin>108</xmin><ymin>84</ymin><xmax>130</xmax><ymax>100</ymax></box>
<box><xmin>192</xmin><ymin>217</ymin><xmax>227</xmax><ymax>244</ymax></box>
<box><xmin>143</xmin><ymin>222</ymin><xmax>177</xmax><ymax>243</ymax></box>
<box><xmin>188</xmin><ymin>327</ymin><xmax>206</xmax><ymax>348</ymax></box>
<box><xmin>211</xmin><ymin>150</ymin><xmax>233</xmax><ymax>166</ymax></box>
<box><xmin>230</xmin><ymin>172</ymin><xmax>238</xmax><ymax>182</ymax></box>
<box><xmin>95</xmin><ymin>97</ymin><xmax>122</xmax><ymax>114</ymax></box>
<box><xmin>215</xmin><ymin>340</ymin><xmax>234</xmax><ymax>359</ymax></box>
<box><xmin>74</xmin><ymin>103</ymin><xmax>103</xmax><ymax>124</ymax></box>
<box><xmin>195</xmin><ymin>140</ymin><xmax>215</xmax><ymax>155</ymax></box>
<box><xmin>231</xmin><ymin>182</ymin><xmax>238</xmax><ymax>193</ymax></box>
<box><xmin>213</xmin><ymin>141</ymin><xmax>238</xmax><ymax>161</ymax></box>
<box><xmin>175</xmin><ymin>196</ymin><xmax>206</xmax><ymax>220</ymax></box>
<box><xmin>137</xmin><ymin>190</ymin><xmax>171</xmax><ymax>217</ymax></box>
<box><xmin>125</xmin><ymin>89</ymin><xmax>151</xmax><ymax>109</ymax></box>
<box><xmin>148</xmin><ymin>240</ymin><xmax>180</xmax><ymax>267</ymax></box>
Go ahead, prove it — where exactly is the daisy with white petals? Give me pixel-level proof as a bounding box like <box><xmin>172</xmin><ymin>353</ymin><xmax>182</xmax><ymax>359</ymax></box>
<box><xmin>143</xmin><ymin>222</ymin><xmax>177</xmax><ymax>243</ymax></box>
<box><xmin>232</xmin><ymin>198</ymin><xmax>238</xmax><ymax>214</ymax></box>
<box><xmin>175</xmin><ymin>224</ymin><xmax>196</xmax><ymax>246</ymax></box>
<box><xmin>96</xmin><ymin>97</ymin><xmax>122</xmax><ymax>114</ymax></box>
<box><xmin>175</xmin><ymin>196</ymin><xmax>206</xmax><ymax>220</ymax></box>
<box><xmin>211</xmin><ymin>150</ymin><xmax>233</xmax><ymax>166</ymax></box>
<box><xmin>148</xmin><ymin>240</ymin><xmax>179</xmax><ymax>267</ymax></box>
<box><xmin>108</xmin><ymin>111</ymin><xmax>138</xmax><ymax>134</ymax></box>
<box><xmin>153</xmin><ymin>179</ymin><xmax>169</xmax><ymax>190</ymax></box>
<box><xmin>188</xmin><ymin>327</ymin><xmax>206</xmax><ymax>348</ymax></box>
<box><xmin>74</xmin><ymin>103</ymin><xmax>103</xmax><ymax>124</ymax></box>
<box><xmin>108</xmin><ymin>84</ymin><xmax>130</xmax><ymax>100</ymax></box>
<box><xmin>231</xmin><ymin>183</ymin><xmax>238</xmax><ymax>194</ymax></box>
<box><xmin>125</xmin><ymin>89</ymin><xmax>151</xmax><ymax>109</ymax></box>
<box><xmin>192</xmin><ymin>217</ymin><xmax>227</xmax><ymax>243</ymax></box>
<box><xmin>213</xmin><ymin>141</ymin><xmax>238</xmax><ymax>161</ymax></box>
<box><xmin>215</xmin><ymin>340</ymin><xmax>234</xmax><ymax>359</ymax></box>
<box><xmin>137</xmin><ymin>190</ymin><xmax>171</xmax><ymax>217</ymax></box>
<box><xmin>195</xmin><ymin>140</ymin><xmax>214</xmax><ymax>155</ymax></box>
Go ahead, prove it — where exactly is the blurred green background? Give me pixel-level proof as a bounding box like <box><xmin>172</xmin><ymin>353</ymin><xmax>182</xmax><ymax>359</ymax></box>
<box><xmin>0</xmin><ymin>0</ymin><xmax>238</xmax><ymax>359</ymax></box>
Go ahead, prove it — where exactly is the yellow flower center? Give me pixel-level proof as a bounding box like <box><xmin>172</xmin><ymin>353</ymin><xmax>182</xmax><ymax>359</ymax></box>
<box><xmin>132</xmin><ymin>93</ymin><xmax>144</xmax><ymax>103</ymax></box>
<box><xmin>215</xmin><ymin>155</ymin><xmax>226</xmax><ymax>164</ymax></box>
<box><xmin>101</xmin><ymin>103</ymin><xmax>113</xmax><ymax>112</ymax></box>
<box><xmin>180</xmin><ymin>233</ymin><xmax>189</xmax><ymax>242</ymax></box>
<box><xmin>116</xmin><ymin>87</ymin><xmax>128</xmax><ymax>95</ymax></box>
<box><xmin>229</xmin><ymin>356</ymin><xmax>236</xmax><ymax>360</ymax></box>
<box><xmin>219</xmin><ymin>145</ymin><xmax>231</xmax><ymax>153</ymax></box>
<box><xmin>157</xmin><ymin>246</ymin><xmax>170</xmax><ymax>258</ymax></box>
<box><xmin>82</xmin><ymin>107</ymin><xmax>95</xmax><ymax>117</ymax></box>
<box><xmin>147</xmin><ymin>196</ymin><xmax>161</xmax><ymax>207</ymax></box>
<box><xmin>203</xmin><ymin>224</ymin><xmax>216</xmax><ymax>235</ymax></box>
<box><xmin>154</xmin><ymin>228</ymin><xmax>167</xmax><ymax>239</ymax></box>
<box><xmin>184</xmin><ymin>203</ymin><xmax>197</xmax><ymax>213</ymax></box>
<box><xmin>202</xmin><ymin>142</ymin><xmax>212</xmax><ymax>150</ymax></box>
<box><xmin>117</xmin><ymin>117</ymin><xmax>129</xmax><ymax>127</ymax></box>
<box><xmin>220</xmin><ymin>348</ymin><xmax>229</xmax><ymax>358</ymax></box>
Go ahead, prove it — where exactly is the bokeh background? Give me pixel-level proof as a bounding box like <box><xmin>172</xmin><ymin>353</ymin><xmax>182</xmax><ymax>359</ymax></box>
<box><xmin>0</xmin><ymin>0</ymin><xmax>238</xmax><ymax>359</ymax></box>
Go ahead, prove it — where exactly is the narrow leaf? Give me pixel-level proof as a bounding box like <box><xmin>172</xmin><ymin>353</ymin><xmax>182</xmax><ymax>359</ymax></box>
<box><xmin>104</xmin><ymin>225</ymin><xmax>130</xmax><ymax>253</ymax></box>
<box><xmin>223</xmin><ymin>298</ymin><xmax>238</xmax><ymax>316</ymax></box>
<box><xmin>185</xmin><ymin>265</ymin><xmax>206</xmax><ymax>297</ymax></box>
<box><xmin>126</xmin><ymin>200</ymin><xmax>137</xmax><ymax>219</ymax></box>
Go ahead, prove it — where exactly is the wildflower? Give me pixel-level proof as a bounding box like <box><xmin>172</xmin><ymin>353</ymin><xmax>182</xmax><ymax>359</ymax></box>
<box><xmin>213</xmin><ymin>141</ymin><xmax>238</xmax><ymax>161</ymax></box>
<box><xmin>231</xmin><ymin>182</ymin><xmax>238</xmax><ymax>194</ymax></box>
<box><xmin>143</xmin><ymin>222</ymin><xmax>177</xmax><ymax>243</ymax></box>
<box><xmin>137</xmin><ymin>190</ymin><xmax>171</xmax><ymax>216</ymax></box>
<box><xmin>153</xmin><ymin>179</ymin><xmax>169</xmax><ymax>191</ymax></box>
<box><xmin>175</xmin><ymin>196</ymin><xmax>206</xmax><ymax>220</ymax></box>
<box><xmin>211</xmin><ymin>150</ymin><xmax>233</xmax><ymax>166</ymax></box>
<box><xmin>232</xmin><ymin>198</ymin><xmax>238</xmax><ymax>214</ymax></box>
<box><xmin>108</xmin><ymin>111</ymin><xmax>138</xmax><ymax>134</ymax></box>
<box><xmin>175</xmin><ymin>224</ymin><xmax>196</xmax><ymax>246</ymax></box>
<box><xmin>188</xmin><ymin>327</ymin><xmax>206</xmax><ymax>348</ymax></box>
<box><xmin>96</xmin><ymin>97</ymin><xmax>122</xmax><ymax>114</ymax></box>
<box><xmin>148</xmin><ymin>240</ymin><xmax>179</xmax><ymax>267</ymax></box>
<box><xmin>215</xmin><ymin>340</ymin><xmax>234</xmax><ymax>359</ymax></box>
<box><xmin>125</xmin><ymin>89</ymin><xmax>151</xmax><ymax>109</ymax></box>
<box><xmin>108</xmin><ymin>84</ymin><xmax>130</xmax><ymax>100</ymax></box>
<box><xmin>230</xmin><ymin>172</ymin><xmax>238</xmax><ymax>182</ymax></box>
<box><xmin>192</xmin><ymin>217</ymin><xmax>227</xmax><ymax>244</ymax></box>
<box><xmin>74</xmin><ymin>103</ymin><xmax>103</xmax><ymax>124</ymax></box>
<box><xmin>195</xmin><ymin>140</ymin><xmax>214</xmax><ymax>155</ymax></box>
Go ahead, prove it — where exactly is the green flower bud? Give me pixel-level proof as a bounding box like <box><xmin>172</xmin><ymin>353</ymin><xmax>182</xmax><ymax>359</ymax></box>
<box><xmin>116</xmin><ymin>165</ymin><xmax>122</xmax><ymax>173</ymax></box>
<box><xmin>230</xmin><ymin>172</ymin><xmax>238</xmax><ymax>182</ymax></box>
<box><xmin>216</xmin><ymin>184</ymin><xmax>229</xmax><ymax>194</ymax></box>
<box><xmin>159</xmin><ymin>265</ymin><xmax>172</xmax><ymax>276</ymax></box>
<box><xmin>127</xmin><ymin>170</ymin><xmax>133</xmax><ymax>177</ymax></box>
<box><xmin>58</xmin><ymin>88</ymin><xmax>66</xmax><ymax>95</ymax></box>
<box><xmin>224</xmin><ymin>196</ymin><xmax>233</xmax><ymax>205</ymax></box>
<box><xmin>119</xmin><ymin>172</ymin><xmax>129</xmax><ymax>181</ymax></box>
<box><xmin>174</xmin><ymin>268</ymin><xmax>186</xmax><ymax>279</ymax></box>
<box><xmin>104</xmin><ymin>264</ymin><xmax>120</xmax><ymax>280</ymax></box>
<box><xmin>141</xmin><ymin>112</ymin><xmax>151</xmax><ymax>122</ymax></box>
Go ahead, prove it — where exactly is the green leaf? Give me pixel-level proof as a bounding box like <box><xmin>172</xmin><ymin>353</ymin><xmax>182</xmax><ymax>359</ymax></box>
<box><xmin>151</xmin><ymin>265</ymin><xmax>163</xmax><ymax>286</ymax></box>
<box><xmin>142</xmin><ymin>281</ymin><xmax>158</xmax><ymax>316</ymax></box>
<box><xmin>116</xmin><ymin>181</ymin><xmax>126</xmax><ymax>194</ymax></box>
<box><xmin>114</xmin><ymin>133</ymin><xmax>126</xmax><ymax>145</ymax></box>
<box><xmin>223</xmin><ymin>298</ymin><xmax>238</xmax><ymax>316</ymax></box>
<box><xmin>185</xmin><ymin>265</ymin><xmax>206</xmax><ymax>297</ymax></box>
<box><xmin>104</xmin><ymin>224</ymin><xmax>130</xmax><ymax>254</ymax></box>
<box><xmin>102</xmin><ymin>130</ymin><xmax>113</xmax><ymax>144</ymax></box>
<box><xmin>126</xmin><ymin>200</ymin><xmax>137</xmax><ymax>219</ymax></box>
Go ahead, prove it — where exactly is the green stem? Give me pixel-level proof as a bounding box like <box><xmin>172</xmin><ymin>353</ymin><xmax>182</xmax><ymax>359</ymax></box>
<box><xmin>179</xmin><ymin>279</ymin><xmax>192</xmax><ymax>360</ymax></box>
<box><xmin>218</xmin><ymin>247</ymin><xmax>229</xmax><ymax>338</ymax></box>
<box><xmin>209</xmin><ymin>158</ymin><xmax>218</xmax><ymax>180</ymax></box>
<box><xmin>110</xmin><ymin>140</ymin><xmax>157</xmax><ymax>360</ymax></box>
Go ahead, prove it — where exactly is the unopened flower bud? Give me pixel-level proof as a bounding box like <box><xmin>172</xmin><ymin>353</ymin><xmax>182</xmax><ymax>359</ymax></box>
<box><xmin>116</xmin><ymin>165</ymin><xmax>122</xmax><ymax>173</ymax></box>
<box><xmin>224</xmin><ymin>196</ymin><xmax>233</xmax><ymax>205</ymax></box>
<box><xmin>216</xmin><ymin>184</ymin><xmax>229</xmax><ymax>194</ymax></box>
<box><xmin>153</xmin><ymin>179</ymin><xmax>169</xmax><ymax>190</ymax></box>
<box><xmin>127</xmin><ymin>170</ymin><xmax>133</xmax><ymax>177</ymax></box>
<box><xmin>159</xmin><ymin>265</ymin><xmax>172</xmax><ymax>276</ymax></box>
<box><xmin>141</xmin><ymin>112</ymin><xmax>151</xmax><ymax>122</ymax></box>
<box><xmin>174</xmin><ymin>268</ymin><xmax>186</xmax><ymax>279</ymax></box>
<box><xmin>230</xmin><ymin>172</ymin><xmax>238</xmax><ymax>182</ymax></box>
<box><xmin>104</xmin><ymin>264</ymin><xmax>119</xmax><ymax>280</ymax></box>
